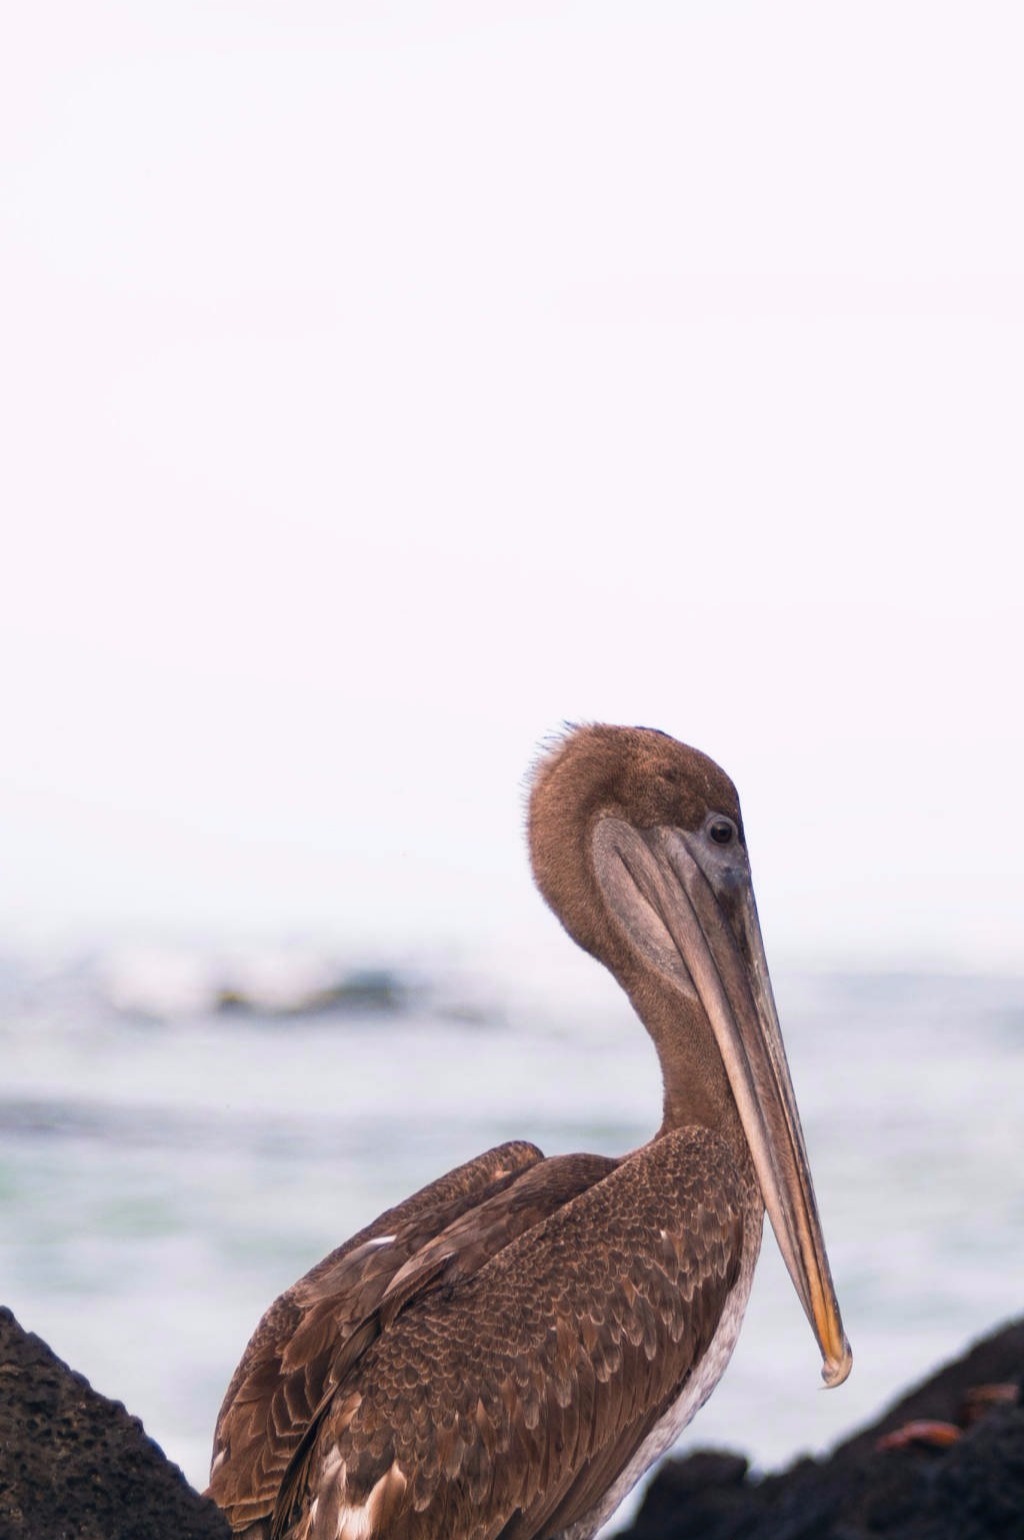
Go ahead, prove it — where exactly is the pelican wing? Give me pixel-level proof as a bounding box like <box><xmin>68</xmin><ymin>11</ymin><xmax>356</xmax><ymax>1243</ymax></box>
<box><xmin>272</xmin><ymin>1150</ymin><xmax>619</xmax><ymax>1538</ymax></box>
<box><xmin>208</xmin><ymin>1141</ymin><xmax>544</xmax><ymax>1534</ymax></box>
<box><xmin>280</xmin><ymin>1128</ymin><xmax>750</xmax><ymax>1540</ymax></box>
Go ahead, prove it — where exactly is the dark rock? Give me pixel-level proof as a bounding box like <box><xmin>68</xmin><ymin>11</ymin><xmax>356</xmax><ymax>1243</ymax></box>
<box><xmin>0</xmin><ymin>1306</ymin><xmax>230</xmax><ymax>1540</ymax></box>
<box><xmin>621</xmin><ymin>1318</ymin><xmax>1024</xmax><ymax>1540</ymax></box>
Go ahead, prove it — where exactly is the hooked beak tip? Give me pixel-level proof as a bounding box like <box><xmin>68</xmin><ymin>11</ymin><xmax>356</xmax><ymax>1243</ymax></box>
<box><xmin>821</xmin><ymin>1338</ymin><xmax>854</xmax><ymax>1389</ymax></box>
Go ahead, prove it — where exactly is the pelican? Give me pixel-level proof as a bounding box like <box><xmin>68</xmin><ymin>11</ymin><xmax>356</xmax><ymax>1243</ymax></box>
<box><xmin>207</xmin><ymin>724</ymin><xmax>851</xmax><ymax>1540</ymax></box>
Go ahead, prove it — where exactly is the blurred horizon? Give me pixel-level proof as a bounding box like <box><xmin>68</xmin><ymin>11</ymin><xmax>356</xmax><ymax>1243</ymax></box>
<box><xmin>5</xmin><ymin>917</ymin><xmax>1024</xmax><ymax>986</ymax></box>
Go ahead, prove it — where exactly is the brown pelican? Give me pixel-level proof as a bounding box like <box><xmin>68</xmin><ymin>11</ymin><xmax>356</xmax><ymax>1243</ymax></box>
<box><xmin>207</xmin><ymin>724</ymin><xmax>851</xmax><ymax>1540</ymax></box>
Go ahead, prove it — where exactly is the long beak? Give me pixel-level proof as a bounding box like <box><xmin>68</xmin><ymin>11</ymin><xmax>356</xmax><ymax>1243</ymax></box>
<box><xmin>604</xmin><ymin>820</ymin><xmax>852</xmax><ymax>1387</ymax></box>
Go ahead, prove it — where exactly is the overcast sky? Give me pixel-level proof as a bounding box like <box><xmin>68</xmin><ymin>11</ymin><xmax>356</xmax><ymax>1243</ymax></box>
<box><xmin>3</xmin><ymin>2</ymin><xmax>1022</xmax><ymax>969</ymax></box>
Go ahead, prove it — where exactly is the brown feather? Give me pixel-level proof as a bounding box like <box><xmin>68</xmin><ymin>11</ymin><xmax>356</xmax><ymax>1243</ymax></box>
<box><xmin>207</xmin><ymin>1140</ymin><xmax>543</xmax><ymax>1530</ymax></box>
<box><xmin>274</xmin><ymin>1128</ymin><xmax>754</xmax><ymax>1540</ymax></box>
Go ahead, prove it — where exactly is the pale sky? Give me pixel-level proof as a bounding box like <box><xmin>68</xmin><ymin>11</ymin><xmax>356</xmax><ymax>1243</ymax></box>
<box><xmin>3</xmin><ymin>2</ymin><xmax>1022</xmax><ymax>968</ymax></box>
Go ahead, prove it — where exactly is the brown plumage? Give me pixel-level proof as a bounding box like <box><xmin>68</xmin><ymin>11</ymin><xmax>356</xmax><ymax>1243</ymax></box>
<box><xmin>207</xmin><ymin>724</ymin><xmax>850</xmax><ymax>1540</ymax></box>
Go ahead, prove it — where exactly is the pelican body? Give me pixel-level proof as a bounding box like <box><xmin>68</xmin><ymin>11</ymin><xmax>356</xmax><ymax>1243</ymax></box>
<box><xmin>208</xmin><ymin>725</ymin><xmax>850</xmax><ymax>1540</ymax></box>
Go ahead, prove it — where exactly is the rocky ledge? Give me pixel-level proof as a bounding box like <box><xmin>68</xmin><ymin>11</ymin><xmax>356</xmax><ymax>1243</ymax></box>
<box><xmin>0</xmin><ymin>1306</ymin><xmax>229</xmax><ymax>1540</ymax></box>
<box><xmin>0</xmin><ymin>1306</ymin><xmax>1020</xmax><ymax>1540</ymax></box>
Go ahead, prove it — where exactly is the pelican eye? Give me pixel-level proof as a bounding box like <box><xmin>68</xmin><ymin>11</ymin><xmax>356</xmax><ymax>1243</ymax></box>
<box><xmin>708</xmin><ymin>817</ymin><xmax>735</xmax><ymax>846</ymax></box>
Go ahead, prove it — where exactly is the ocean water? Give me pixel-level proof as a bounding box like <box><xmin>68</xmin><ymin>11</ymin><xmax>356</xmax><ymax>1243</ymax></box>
<box><xmin>1</xmin><ymin>939</ymin><xmax>1022</xmax><ymax>1532</ymax></box>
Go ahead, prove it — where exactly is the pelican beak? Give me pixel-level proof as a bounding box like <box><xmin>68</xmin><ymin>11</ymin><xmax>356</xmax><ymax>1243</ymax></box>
<box><xmin>594</xmin><ymin>818</ymin><xmax>851</xmax><ymax>1387</ymax></box>
<box><xmin>660</xmin><ymin>828</ymin><xmax>851</xmax><ymax>1387</ymax></box>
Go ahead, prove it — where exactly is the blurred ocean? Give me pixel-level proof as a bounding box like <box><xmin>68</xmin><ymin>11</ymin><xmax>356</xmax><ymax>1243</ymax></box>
<box><xmin>2</xmin><ymin>938</ymin><xmax>1022</xmax><ymax>1530</ymax></box>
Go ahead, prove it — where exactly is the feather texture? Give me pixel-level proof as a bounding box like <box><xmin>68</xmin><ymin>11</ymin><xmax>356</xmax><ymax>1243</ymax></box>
<box><xmin>208</xmin><ymin>1141</ymin><xmax>544</xmax><ymax>1535</ymax></box>
<box><xmin>209</xmin><ymin>1129</ymin><xmax>758</xmax><ymax>1540</ymax></box>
